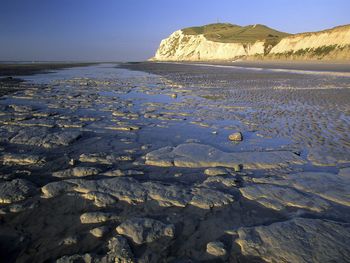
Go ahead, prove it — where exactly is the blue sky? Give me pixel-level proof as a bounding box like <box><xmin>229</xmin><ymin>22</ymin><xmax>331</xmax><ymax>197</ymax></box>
<box><xmin>0</xmin><ymin>0</ymin><xmax>349</xmax><ymax>61</ymax></box>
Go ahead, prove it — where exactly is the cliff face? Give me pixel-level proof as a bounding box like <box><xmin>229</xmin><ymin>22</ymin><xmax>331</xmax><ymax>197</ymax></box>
<box><xmin>267</xmin><ymin>25</ymin><xmax>350</xmax><ymax>60</ymax></box>
<box><xmin>151</xmin><ymin>24</ymin><xmax>350</xmax><ymax>61</ymax></box>
<box><xmin>153</xmin><ymin>30</ymin><xmax>265</xmax><ymax>61</ymax></box>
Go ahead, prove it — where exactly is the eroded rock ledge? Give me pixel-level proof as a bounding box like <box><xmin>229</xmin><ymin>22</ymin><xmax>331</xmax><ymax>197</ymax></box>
<box><xmin>41</xmin><ymin>177</ymin><xmax>234</xmax><ymax>209</ymax></box>
<box><xmin>145</xmin><ymin>143</ymin><xmax>305</xmax><ymax>169</ymax></box>
<box><xmin>236</xmin><ymin>217</ymin><xmax>350</xmax><ymax>263</ymax></box>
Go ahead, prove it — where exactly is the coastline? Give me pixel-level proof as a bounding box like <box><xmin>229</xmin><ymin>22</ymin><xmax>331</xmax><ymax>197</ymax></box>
<box><xmin>146</xmin><ymin>60</ymin><xmax>350</xmax><ymax>73</ymax></box>
<box><xmin>0</xmin><ymin>62</ymin><xmax>98</xmax><ymax>77</ymax></box>
<box><xmin>0</xmin><ymin>62</ymin><xmax>97</xmax><ymax>97</ymax></box>
<box><xmin>213</xmin><ymin>60</ymin><xmax>350</xmax><ymax>72</ymax></box>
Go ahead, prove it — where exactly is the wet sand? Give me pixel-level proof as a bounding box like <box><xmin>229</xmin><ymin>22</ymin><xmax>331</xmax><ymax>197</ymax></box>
<box><xmin>121</xmin><ymin>62</ymin><xmax>350</xmax><ymax>166</ymax></box>
<box><xmin>0</xmin><ymin>62</ymin><xmax>349</xmax><ymax>262</ymax></box>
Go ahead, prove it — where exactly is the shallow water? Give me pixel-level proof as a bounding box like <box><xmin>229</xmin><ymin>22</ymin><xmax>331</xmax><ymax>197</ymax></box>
<box><xmin>0</xmin><ymin>63</ymin><xmax>349</xmax><ymax>262</ymax></box>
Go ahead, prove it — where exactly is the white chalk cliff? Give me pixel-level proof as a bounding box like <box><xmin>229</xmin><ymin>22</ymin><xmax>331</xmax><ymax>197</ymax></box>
<box><xmin>151</xmin><ymin>24</ymin><xmax>350</xmax><ymax>61</ymax></box>
<box><xmin>269</xmin><ymin>25</ymin><xmax>350</xmax><ymax>60</ymax></box>
<box><xmin>153</xmin><ymin>30</ymin><xmax>265</xmax><ymax>61</ymax></box>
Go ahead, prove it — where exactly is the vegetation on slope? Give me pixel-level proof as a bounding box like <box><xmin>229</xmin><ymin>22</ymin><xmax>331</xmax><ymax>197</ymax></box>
<box><xmin>156</xmin><ymin>23</ymin><xmax>350</xmax><ymax>61</ymax></box>
<box><xmin>182</xmin><ymin>23</ymin><xmax>290</xmax><ymax>44</ymax></box>
<box><xmin>265</xmin><ymin>44</ymin><xmax>350</xmax><ymax>60</ymax></box>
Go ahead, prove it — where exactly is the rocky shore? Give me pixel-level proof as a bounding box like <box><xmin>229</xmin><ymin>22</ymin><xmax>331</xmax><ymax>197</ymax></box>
<box><xmin>0</xmin><ymin>63</ymin><xmax>349</xmax><ymax>262</ymax></box>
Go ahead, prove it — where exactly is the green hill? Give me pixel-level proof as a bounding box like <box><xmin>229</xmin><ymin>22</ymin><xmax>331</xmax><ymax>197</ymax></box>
<box><xmin>182</xmin><ymin>23</ymin><xmax>290</xmax><ymax>44</ymax></box>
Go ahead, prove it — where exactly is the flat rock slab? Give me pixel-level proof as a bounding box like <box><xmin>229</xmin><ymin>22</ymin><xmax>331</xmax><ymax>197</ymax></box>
<box><xmin>116</xmin><ymin>217</ymin><xmax>175</xmax><ymax>244</ymax></box>
<box><xmin>41</xmin><ymin>177</ymin><xmax>234</xmax><ymax>209</ymax></box>
<box><xmin>52</xmin><ymin>167</ymin><xmax>100</xmax><ymax>178</ymax></box>
<box><xmin>9</xmin><ymin>104</ymin><xmax>36</xmax><ymax>113</ymax></box>
<box><xmin>2</xmin><ymin>153</ymin><xmax>45</xmax><ymax>166</ymax></box>
<box><xmin>240</xmin><ymin>184</ymin><xmax>330</xmax><ymax>212</ymax></box>
<box><xmin>56</xmin><ymin>236</ymin><xmax>134</xmax><ymax>263</ymax></box>
<box><xmin>103</xmin><ymin>169</ymin><xmax>144</xmax><ymax>177</ymax></box>
<box><xmin>200</xmin><ymin>176</ymin><xmax>238</xmax><ymax>189</ymax></box>
<box><xmin>142</xmin><ymin>181</ymin><xmax>192</xmax><ymax>207</ymax></box>
<box><xmin>79</xmin><ymin>152</ymin><xmax>133</xmax><ymax>164</ymax></box>
<box><xmin>252</xmin><ymin>171</ymin><xmax>350</xmax><ymax>207</ymax></box>
<box><xmin>10</xmin><ymin>127</ymin><xmax>81</xmax><ymax>148</ymax></box>
<box><xmin>79</xmin><ymin>153</ymin><xmax>121</xmax><ymax>165</ymax></box>
<box><xmin>189</xmin><ymin>188</ymin><xmax>234</xmax><ymax>209</ymax></box>
<box><xmin>204</xmin><ymin>167</ymin><xmax>231</xmax><ymax>176</ymax></box>
<box><xmin>236</xmin><ymin>218</ymin><xmax>350</xmax><ymax>263</ymax></box>
<box><xmin>4</xmin><ymin>118</ymin><xmax>56</xmax><ymax>128</ymax></box>
<box><xmin>0</xmin><ymin>179</ymin><xmax>37</xmax><ymax>204</ymax></box>
<box><xmin>90</xmin><ymin>226</ymin><xmax>109</xmax><ymax>238</ymax></box>
<box><xmin>145</xmin><ymin>143</ymin><xmax>305</xmax><ymax>169</ymax></box>
<box><xmin>42</xmin><ymin>177</ymin><xmax>146</xmax><ymax>204</ymax></box>
<box><xmin>80</xmin><ymin>212</ymin><xmax>119</xmax><ymax>224</ymax></box>
<box><xmin>206</xmin><ymin>241</ymin><xmax>227</xmax><ymax>257</ymax></box>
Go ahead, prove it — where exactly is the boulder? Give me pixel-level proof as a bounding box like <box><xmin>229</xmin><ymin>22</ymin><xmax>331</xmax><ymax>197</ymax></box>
<box><xmin>228</xmin><ymin>132</ymin><xmax>243</xmax><ymax>141</ymax></box>
<box><xmin>89</xmin><ymin>226</ymin><xmax>109</xmax><ymax>238</ymax></box>
<box><xmin>206</xmin><ymin>241</ymin><xmax>227</xmax><ymax>257</ymax></box>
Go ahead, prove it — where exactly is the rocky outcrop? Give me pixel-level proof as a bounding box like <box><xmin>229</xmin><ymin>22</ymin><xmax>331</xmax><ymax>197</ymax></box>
<box><xmin>152</xmin><ymin>24</ymin><xmax>350</xmax><ymax>61</ymax></box>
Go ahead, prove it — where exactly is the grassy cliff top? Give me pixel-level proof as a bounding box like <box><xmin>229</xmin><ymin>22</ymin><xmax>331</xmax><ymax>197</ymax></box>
<box><xmin>182</xmin><ymin>23</ymin><xmax>290</xmax><ymax>43</ymax></box>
